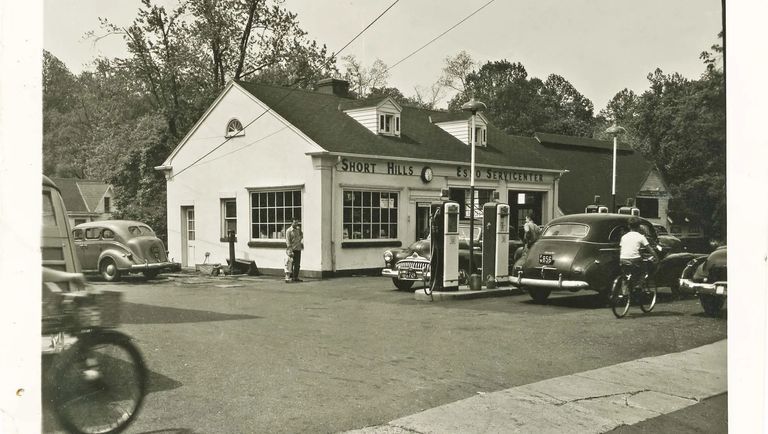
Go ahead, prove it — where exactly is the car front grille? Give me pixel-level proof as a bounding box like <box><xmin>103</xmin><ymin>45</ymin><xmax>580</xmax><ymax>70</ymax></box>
<box><xmin>397</xmin><ymin>260</ymin><xmax>429</xmax><ymax>270</ymax></box>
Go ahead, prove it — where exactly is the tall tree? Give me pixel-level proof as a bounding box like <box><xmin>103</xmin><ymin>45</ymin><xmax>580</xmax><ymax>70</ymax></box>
<box><xmin>446</xmin><ymin>58</ymin><xmax>594</xmax><ymax>137</ymax></box>
<box><xmin>597</xmin><ymin>36</ymin><xmax>726</xmax><ymax>239</ymax></box>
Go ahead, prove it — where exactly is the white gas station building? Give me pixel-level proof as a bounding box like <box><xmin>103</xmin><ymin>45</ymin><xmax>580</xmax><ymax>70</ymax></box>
<box><xmin>158</xmin><ymin>79</ymin><xmax>667</xmax><ymax>277</ymax></box>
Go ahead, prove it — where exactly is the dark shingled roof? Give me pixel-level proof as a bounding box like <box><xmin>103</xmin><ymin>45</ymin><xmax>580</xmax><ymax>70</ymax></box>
<box><xmin>235</xmin><ymin>81</ymin><xmax>561</xmax><ymax>170</ymax></box>
<box><xmin>535</xmin><ymin>137</ymin><xmax>653</xmax><ymax>214</ymax></box>
<box><xmin>49</xmin><ymin>178</ymin><xmax>88</xmax><ymax>212</ymax></box>
<box><xmin>49</xmin><ymin>178</ymin><xmax>110</xmax><ymax>213</ymax></box>
<box><xmin>535</xmin><ymin>132</ymin><xmax>633</xmax><ymax>152</ymax></box>
<box><xmin>233</xmin><ymin>81</ymin><xmax>659</xmax><ymax>215</ymax></box>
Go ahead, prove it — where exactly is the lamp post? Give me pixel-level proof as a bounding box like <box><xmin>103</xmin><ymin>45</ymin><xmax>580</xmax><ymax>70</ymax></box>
<box><xmin>461</xmin><ymin>98</ymin><xmax>487</xmax><ymax>284</ymax></box>
<box><xmin>605</xmin><ymin>124</ymin><xmax>626</xmax><ymax>213</ymax></box>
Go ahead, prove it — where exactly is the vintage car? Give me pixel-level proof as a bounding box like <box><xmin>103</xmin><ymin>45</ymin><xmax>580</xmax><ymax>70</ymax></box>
<box><xmin>381</xmin><ymin>223</ymin><xmax>523</xmax><ymax>290</ymax></box>
<box><xmin>653</xmin><ymin>225</ymin><xmax>683</xmax><ymax>253</ymax></box>
<box><xmin>73</xmin><ymin>220</ymin><xmax>180</xmax><ymax>281</ymax></box>
<box><xmin>512</xmin><ymin>213</ymin><xmax>699</xmax><ymax>303</ymax></box>
<box><xmin>679</xmin><ymin>246</ymin><xmax>727</xmax><ymax>316</ymax></box>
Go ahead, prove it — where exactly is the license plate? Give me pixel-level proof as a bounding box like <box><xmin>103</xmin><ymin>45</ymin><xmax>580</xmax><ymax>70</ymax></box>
<box><xmin>539</xmin><ymin>254</ymin><xmax>553</xmax><ymax>265</ymax></box>
<box><xmin>715</xmin><ymin>285</ymin><xmax>725</xmax><ymax>295</ymax></box>
<box><xmin>399</xmin><ymin>270</ymin><xmax>417</xmax><ymax>279</ymax></box>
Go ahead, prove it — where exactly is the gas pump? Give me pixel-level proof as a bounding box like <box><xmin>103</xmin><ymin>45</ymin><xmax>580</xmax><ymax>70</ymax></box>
<box><xmin>429</xmin><ymin>201</ymin><xmax>460</xmax><ymax>291</ymax></box>
<box><xmin>482</xmin><ymin>202</ymin><xmax>510</xmax><ymax>286</ymax></box>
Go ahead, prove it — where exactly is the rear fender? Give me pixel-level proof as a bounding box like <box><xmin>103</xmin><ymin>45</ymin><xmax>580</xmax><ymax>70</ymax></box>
<box><xmin>98</xmin><ymin>249</ymin><xmax>135</xmax><ymax>270</ymax></box>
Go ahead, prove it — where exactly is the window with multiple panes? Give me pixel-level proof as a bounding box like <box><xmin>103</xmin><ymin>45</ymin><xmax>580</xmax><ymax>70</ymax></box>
<box><xmin>378</xmin><ymin>113</ymin><xmax>400</xmax><ymax>135</ymax></box>
<box><xmin>226</xmin><ymin>118</ymin><xmax>244</xmax><ymax>137</ymax></box>
<box><xmin>342</xmin><ymin>190</ymin><xmax>398</xmax><ymax>240</ymax></box>
<box><xmin>250</xmin><ymin>190</ymin><xmax>302</xmax><ymax>239</ymax></box>
<box><xmin>468</xmin><ymin>125</ymin><xmax>487</xmax><ymax>146</ymax></box>
<box><xmin>103</xmin><ymin>197</ymin><xmax>111</xmax><ymax>213</ymax></box>
<box><xmin>221</xmin><ymin>199</ymin><xmax>237</xmax><ymax>238</ymax></box>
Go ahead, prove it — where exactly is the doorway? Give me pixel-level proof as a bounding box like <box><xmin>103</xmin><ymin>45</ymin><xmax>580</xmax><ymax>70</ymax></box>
<box><xmin>508</xmin><ymin>191</ymin><xmax>543</xmax><ymax>240</ymax></box>
<box><xmin>181</xmin><ymin>206</ymin><xmax>196</xmax><ymax>267</ymax></box>
<box><xmin>415</xmin><ymin>202</ymin><xmax>432</xmax><ymax>241</ymax></box>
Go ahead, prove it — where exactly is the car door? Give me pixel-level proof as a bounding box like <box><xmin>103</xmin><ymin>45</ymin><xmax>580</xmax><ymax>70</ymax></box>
<box><xmin>80</xmin><ymin>227</ymin><xmax>103</xmax><ymax>271</ymax></box>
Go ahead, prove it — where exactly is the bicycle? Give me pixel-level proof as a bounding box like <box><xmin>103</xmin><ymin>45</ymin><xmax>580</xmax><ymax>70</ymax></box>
<box><xmin>43</xmin><ymin>284</ymin><xmax>148</xmax><ymax>434</ymax></box>
<box><xmin>610</xmin><ymin>257</ymin><xmax>658</xmax><ymax>318</ymax></box>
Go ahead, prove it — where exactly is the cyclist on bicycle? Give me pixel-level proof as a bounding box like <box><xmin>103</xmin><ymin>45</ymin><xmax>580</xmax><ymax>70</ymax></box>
<box><xmin>619</xmin><ymin>218</ymin><xmax>659</xmax><ymax>294</ymax></box>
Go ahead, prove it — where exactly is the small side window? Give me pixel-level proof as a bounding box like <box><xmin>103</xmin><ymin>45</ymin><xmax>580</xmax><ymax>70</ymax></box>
<box><xmin>102</xmin><ymin>229</ymin><xmax>115</xmax><ymax>239</ymax></box>
<box><xmin>73</xmin><ymin>229</ymin><xmax>84</xmax><ymax>240</ymax></box>
<box><xmin>608</xmin><ymin>226</ymin><xmax>627</xmax><ymax>243</ymax></box>
<box><xmin>85</xmin><ymin>228</ymin><xmax>102</xmax><ymax>239</ymax></box>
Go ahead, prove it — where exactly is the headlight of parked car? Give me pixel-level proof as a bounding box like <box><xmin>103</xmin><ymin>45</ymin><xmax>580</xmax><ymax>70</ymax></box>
<box><xmin>384</xmin><ymin>251</ymin><xmax>393</xmax><ymax>262</ymax></box>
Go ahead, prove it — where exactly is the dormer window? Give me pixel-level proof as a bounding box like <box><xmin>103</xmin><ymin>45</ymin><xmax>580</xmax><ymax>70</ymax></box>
<box><xmin>226</xmin><ymin>118</ymin><xmax>244</xmax><ymax>137</ymax></box>
<box><xmin>379</xmin><ymin>113</ymin><xmax>400</xmax><ymax>136</ymax></box>
<box><xmin>469</xmin><ymin>125</ymin><xmax>487</xmax><ymax>146</ymax></box>
<box><xmin>341</xmin><ymin>96</ymin><xmax>402</xmax><ymax>137</ymax></box>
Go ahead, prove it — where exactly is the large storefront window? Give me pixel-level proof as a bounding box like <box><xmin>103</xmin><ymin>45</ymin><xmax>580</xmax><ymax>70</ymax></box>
<box><xmin>343</xmin><ymin>190</ymin><xmax>398</xmax><ymax>240</ymax></box>
<box><xmin>250</xmin><ymin>190</ymin><xmax>301</xmax><ymax>239</ymax></box>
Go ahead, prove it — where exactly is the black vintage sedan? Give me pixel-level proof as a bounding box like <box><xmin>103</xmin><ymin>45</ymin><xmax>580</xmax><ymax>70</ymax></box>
<box><xmin>381</xmin><ymin>223</ymin><xmax>523</xmax><ymax>290</ymax></box>
<box><xmin>679</xmin><ymin>246</ymin><xmax>727</xmax><ymax>316</ymax></box>
<box><xmin>512</xmin><ymin>213</ymin><xmax>698</xmax><ymax>304</ymax></box>
<box><xmin>381</xmin><ymin>225</ymin><xmax>482</xmax><ymax>290</ymax></box>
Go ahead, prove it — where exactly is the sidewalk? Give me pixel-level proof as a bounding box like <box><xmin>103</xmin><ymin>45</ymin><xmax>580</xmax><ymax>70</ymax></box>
<box><xmin>343</xmin><ymin>340</ymin><xmax>726</xmax><ymax>434</ymax></box>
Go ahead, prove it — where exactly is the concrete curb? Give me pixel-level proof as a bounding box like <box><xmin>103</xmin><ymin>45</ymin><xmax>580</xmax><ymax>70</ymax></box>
<box><xmin>343</xmin><ymin>340</ymin><xmax>726</xmax><ymax>433</ymax></box>
<box><xmin>414</xmin><ymin>286</ymin><xmax>524</xmax><ymax>301</ymax></box>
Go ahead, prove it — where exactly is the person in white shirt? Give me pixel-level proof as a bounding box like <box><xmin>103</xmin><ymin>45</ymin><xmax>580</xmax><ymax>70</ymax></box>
<box><xmin>619</xmin><ymin>217</ymin><xmax>659</xmax><ymax>292</ymax></box>
<box><xmin>285</xmin><ymin>220</ymin><xmax>304</xmax><ymax>282</ymax></box>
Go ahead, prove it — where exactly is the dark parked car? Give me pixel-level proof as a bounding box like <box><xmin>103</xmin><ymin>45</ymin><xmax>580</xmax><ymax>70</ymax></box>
<box><xmin>653</xmin><ymin>225</ymin><xmax>683</xmax><ymax>253</ymax></box>
<box><xmin>679</xmin><ymin>246</ymin><xmax>727</xmax><ymax>316</ymax></box>
<box><xmin>381</xmin><ymin>223</ymin><xmax>523</xmax><ymax>290</ymax></box>
<box><xmin>512</xmin><ymin>213</ymin><xmax>699</xmax><ymax>303</ymax></box>
<box><xmin>73</xmin><ymin>220</ymin><xmax>180</xmax><ymax>281</ymax></box>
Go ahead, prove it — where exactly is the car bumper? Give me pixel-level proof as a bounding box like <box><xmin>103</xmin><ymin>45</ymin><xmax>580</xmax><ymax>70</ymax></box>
<box><xmin>127</xmin><ymin>261</ymin><xmax>182</xmax><ymax>273</ymax></box>
<box><xmin>679</xmin><ymin>278</ymin><xmax>727</xmax><ymax>296</ymax></box>
<box><xmin>382</xmin><ymin>268</ymin><xmax>398</xmax><ymax>278</ymax></box>
<box><xmin>512</xmin><ymin>271</ymin><xmax>590</xmax><ymax>291</ymax></box>
<box><xmin>382</xmin><ymin>267</ymin><xmax>429</xmax><ymax>281</ymax></box>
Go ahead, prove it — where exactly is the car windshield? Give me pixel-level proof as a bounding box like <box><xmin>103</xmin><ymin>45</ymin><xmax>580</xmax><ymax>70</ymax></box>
<box><xmin>128</xmin><ymin>225</ymin><xmax>155</xmax><ymax>237</ymax></box>
<box><xmin>458</xmin><ymin>225</ymin><xmax>481</xmax><ymax>241</ymax></box>
<box><xmin>654</xmin><ymin>225</ymin><xmax>668</xmax><ymax>235</ymax></box>
<box><xmin>542</xmin><ymin>223</ymin><xmax>589</xmax><ymax>238</ymax></box>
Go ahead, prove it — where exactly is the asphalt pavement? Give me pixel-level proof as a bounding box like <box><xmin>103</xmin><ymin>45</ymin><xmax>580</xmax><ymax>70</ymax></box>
<box><xmin>344</xmin><ymin>340</ymin><xmax>726</xmax><ymax>433</ymax></box>
<box><xmin>42</xmin><ymin>273</ymin><xmax>727</xmax><ymax>433</ymax></box>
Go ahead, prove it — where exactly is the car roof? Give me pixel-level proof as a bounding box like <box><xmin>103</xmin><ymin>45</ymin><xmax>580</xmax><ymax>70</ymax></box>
<box><xmin>546</xmin><ymin>213</ymin><xmax>653</xmax><ymax>240</ymax></box>
<box><xmin>43</xmin><ymin>175</ymin><xmax>59</xmax><ymax>190</ymax></box>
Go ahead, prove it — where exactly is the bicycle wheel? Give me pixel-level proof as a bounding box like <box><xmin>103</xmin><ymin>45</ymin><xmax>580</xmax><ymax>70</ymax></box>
<box><xmin>52</xmin><ymin>329</ymin><xmax>147</xmax><ymax>434</ymax></box>
<box><xmin>638</xmin><ymin>280</ymin><xmax>657</xmax><ymax>313</ymax></box>
<box><xmin>610</xmin><ymin>275</ymin><xmax>631</xmax><ymax>318</ymax></box>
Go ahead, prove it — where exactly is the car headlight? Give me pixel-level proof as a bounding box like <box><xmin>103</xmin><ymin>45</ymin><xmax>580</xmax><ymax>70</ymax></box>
<box><xmin>572</xmin><ymin>266</ymin><xmax>584</xmax><ymax>275</ymax></box>
<box><xmin>384</xmin><ymin>251</ymin><xmax>393</xmax><ymax>262</ymax></box>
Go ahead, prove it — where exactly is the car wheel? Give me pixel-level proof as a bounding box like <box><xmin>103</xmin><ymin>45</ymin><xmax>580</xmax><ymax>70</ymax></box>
<box><xmin>528</xmin><ymin>288</ymin><xmax>551</xmax><ymax>304</ymax></box>
<box><xmin>392</xmin><ymin>278</ymin><xmax>414</xmax><ymax>291</ymax></box>
<box><xmin>100</xmin><ymin>258</ymin><xmax>121</xmax><ymax>282</ymax></box>
<box><xmin>143</xmin><ymin>270</ymin><xmax>160</xmax><ymax>280</ymax></box>
<box><xmin>699</xmin><ymin>294</ymin><xmax>725</xmax><ymax>316</ymax></box>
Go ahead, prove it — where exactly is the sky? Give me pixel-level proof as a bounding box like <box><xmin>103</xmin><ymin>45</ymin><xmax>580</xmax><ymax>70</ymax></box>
<box><xmin>42</xmin><ymin>0</ymin><xmax>722</xmax><ymax>111</ymax></box>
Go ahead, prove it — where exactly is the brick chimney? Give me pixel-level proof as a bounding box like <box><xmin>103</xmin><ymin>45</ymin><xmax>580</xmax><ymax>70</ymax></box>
<box><xmin>314</xmin><ymin>78</ymin><xmax>350</xmax><ymax>97</ymax></box>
